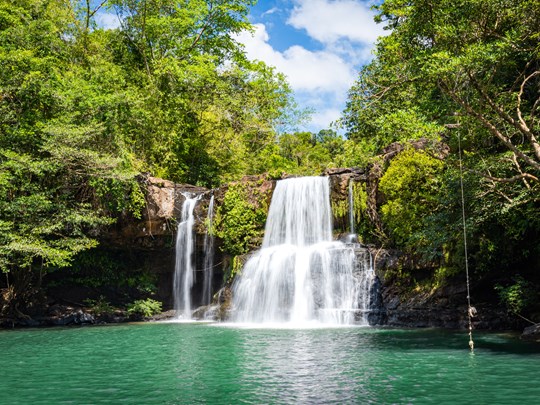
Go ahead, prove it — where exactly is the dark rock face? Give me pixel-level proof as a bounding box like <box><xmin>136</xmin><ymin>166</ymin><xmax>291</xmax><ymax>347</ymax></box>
<box><xmin>325</xmin><ymin>168</ymin><xmax>365</xmax><ymax>207</ymax></box>
<box><xmin>17</xmin><ymin>165</ymin><xmax>519</xmax><ymax>331</ymax></box>
<box><xmin>325</xmin><ymin>167</ymin><xmax>366</xmax><ymax>199</ymax></box>
<box><xmin>121</xmin><ymin>171</ymin><xmax>512</xmax><ymax>331</ymax></box>
<box><xmin>99</xmin><ymin>175</ymin><xmax>221</xmax><ymax>311</ymax></box>
<box><xmin>521</xmin><ymin>324</ymin><xmax>540</xmax><ymax>342</ymax></box>
<box><xmin>381</xmin><ymin>138</ymin><xmax>450</xmax><ymax>162</ymax></box>
<box><xmin>366</xmin><ymin>276</ymin><xmax>386</xmax><ymax>325</ymax></box>
<box><xmin>107</xmin><ymin>175</ymin><xmax>210</xmax><ymax>248</ymax></box>
<box><xmin>367</xmin><ymin>248</ymin><xmax>522</xmax><ymax>330</ymax></box>
<box><xmin>52</xmin><ymin>310</ymin><xmax>95</xmax><ymax>326</ymax></box>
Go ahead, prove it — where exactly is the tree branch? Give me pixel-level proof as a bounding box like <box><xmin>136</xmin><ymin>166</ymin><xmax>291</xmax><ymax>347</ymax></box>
<box><xmin>482</xmin><ymin>172</ymin><xmax>538</xmax><ymax>183</ymax></box>
<box><xmin>439</xmin><ymin>80</ymin><xmax>540</xmax><ymax>171</ymax></box>
<box><xmin>186</xmin><ymin>3</ymin><xmax>216</xmax><ymax>55</ymax></box>
<box><xmin>439</xmin><ymin>154</ymin><xmax>539</xmax><ymax>184</ymax></box>
<box><xmin>511</xmin><ymin>152</ymin><xmax>532</xmax><ymax>189</ymax></box>
<box><xmin>88</xmin><ymin>0</ymin><xmax>108</xmax><ymax>19</ymax></box>
<box><xmin>468</xmin><ymin>74</ymin><xmax>540</xmax><ymax>161</ymax></box>
<box><xmin>517</xmin><ymin>70</ymin><xmax>540</xmax><ymax>131</ymax></box>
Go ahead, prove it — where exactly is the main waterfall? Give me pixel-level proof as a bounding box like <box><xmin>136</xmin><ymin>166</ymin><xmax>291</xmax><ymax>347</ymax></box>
<box><xmin>231</xmin><ymin>176</ymin><xmax>375</xmax><ymax>325</ymax></box>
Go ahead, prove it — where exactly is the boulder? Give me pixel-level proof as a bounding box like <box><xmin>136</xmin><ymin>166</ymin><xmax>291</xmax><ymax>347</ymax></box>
<box><xmin>52</xmin><ymin>310</ymin><xmax>95</xmax><ymax>326</ymax></box>
<box><xmin>521</xmin><ymin>324</ymin><xmax>540</xmax><ymax>342</ymax></box>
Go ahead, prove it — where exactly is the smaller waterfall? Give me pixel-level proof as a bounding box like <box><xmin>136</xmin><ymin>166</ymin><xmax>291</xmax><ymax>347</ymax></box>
<box><xmin>173</xmin><ymin>193</ymin><xmax>201</xmax><ymax>319</ymax></box>
<box><xmin>349</xmin><ymin>179</ymin><xmax>355</xmax><ymax>235</ymax></box>
<box><xmin>202</xmin><ymin>194</ymin><xmax>215</xmax><ymax>306</ymax></box>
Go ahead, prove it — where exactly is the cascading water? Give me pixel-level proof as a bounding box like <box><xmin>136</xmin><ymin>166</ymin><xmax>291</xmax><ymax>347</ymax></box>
<box><xmin>231</xmin><ymin>176</ymin><xmax>375</xmax><ymax>325</ymax></box>
<box><xmin>349</xmin><ymin>179</ymin><xmax>355</xmax><ymax>235</ymax></box>
<box><xmin>202</xmin><ymin>194</ymin><xmax>215</xmax><ymax>306</ymax></box>
<box><xmin>173</xmin><ymin>193</ymin><xmax>201</xmax><ymax>319</ymax></box>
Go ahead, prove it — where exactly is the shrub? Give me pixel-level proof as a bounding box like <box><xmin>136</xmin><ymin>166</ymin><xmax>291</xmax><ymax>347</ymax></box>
<box><xmin>127</xmin><ymin>298</ymin><xmax>163</xmax><ymax>317</ymax></box>
<box><xmin>83</xmin><ymin>296</ymin><xmax>115</xmax><ymax>316</ymax></box>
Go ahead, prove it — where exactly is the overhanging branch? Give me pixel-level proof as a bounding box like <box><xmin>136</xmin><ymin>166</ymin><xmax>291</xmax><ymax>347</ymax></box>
<box><xmin>439</xmin><ymin>80</ymin><xmax>540</xmax><ymax>172</ymax></box>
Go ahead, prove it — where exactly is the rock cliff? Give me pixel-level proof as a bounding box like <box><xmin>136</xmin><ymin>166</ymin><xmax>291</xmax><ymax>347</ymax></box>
<box><xmin>36</xmin><ymin>167</ymin><xmax>522</xmax><ymax>332</ymax></box>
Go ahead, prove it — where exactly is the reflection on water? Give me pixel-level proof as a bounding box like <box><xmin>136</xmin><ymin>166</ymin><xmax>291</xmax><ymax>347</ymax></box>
<box><xmin>0</xmin><ymin>324</ymin><xmax>539</xmax><ymax>404</ymax></box>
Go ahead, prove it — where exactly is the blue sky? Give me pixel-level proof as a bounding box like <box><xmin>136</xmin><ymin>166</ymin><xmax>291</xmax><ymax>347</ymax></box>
<box><xmin>238</xmin><ymin>0</ymin><xmax>386</xmax><ymax>133</ymax></box>
<box><xmin>95</xmin><ymin>0</ymin><xmax>386</xmax><ymax>133</ymax></box>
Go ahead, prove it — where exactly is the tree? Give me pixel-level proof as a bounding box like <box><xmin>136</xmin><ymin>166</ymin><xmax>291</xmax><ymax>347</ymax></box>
<box><xmin>0</xmin><ymin>0</ymin><xmax>138</xmax><ymax>318</ymax></box>
<box><xmin>341</xmin><ymin>0</ymin><xmax>539</xmax><ymax>294</ymax></box>
<box><xmin>379</xmin><ymin>148</ymin><xmax>444</xmax><ymax>249</ymax></box>
<box><xmin>345</xmin><ymin>0</ymin><xmax>539</xmax><ymax>178</ymax></box>
<box><xmin>0</xmin><ymin>0</ymin><xmax>302</xmax><ymax>318</ymax></box>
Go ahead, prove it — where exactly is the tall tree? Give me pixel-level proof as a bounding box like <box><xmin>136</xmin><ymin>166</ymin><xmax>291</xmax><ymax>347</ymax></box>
<box><xmin>0</xmin><ymin>0</ymin><xmax>301</xmax><ymax>318</ymax></box>
<box><xmin>341</xmin><ymin>0</ymin><xmax>539</xmax><ymax>293</ymax></box>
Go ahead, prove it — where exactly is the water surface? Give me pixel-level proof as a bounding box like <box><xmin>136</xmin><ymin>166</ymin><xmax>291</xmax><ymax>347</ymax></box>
<box><xmin>1</xmin><ymin>323</ymin><xmax>538</xmax><ymax>404</ymax></box>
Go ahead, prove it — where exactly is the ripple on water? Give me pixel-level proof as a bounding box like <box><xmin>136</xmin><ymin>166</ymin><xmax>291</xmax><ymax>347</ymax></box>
<box><xmin>1</xmin><ymin>324</ymin><xmax>539</xmax><ymax>404</ymax></box>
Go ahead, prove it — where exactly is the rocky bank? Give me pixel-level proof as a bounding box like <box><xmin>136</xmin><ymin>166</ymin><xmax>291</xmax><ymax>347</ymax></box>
<box><xmin>2</xmin><ymin>169</ymin><xmax>534</xmax><ymax>337</ymax></box>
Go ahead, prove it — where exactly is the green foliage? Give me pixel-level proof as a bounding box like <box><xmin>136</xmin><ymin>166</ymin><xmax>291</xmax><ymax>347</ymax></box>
<box><xmin>60</xmin><ymin>249</ymin><xmax>158</xmax><ymax>293</ymax></box>
<box><xmin>342</xmin><ymin>0</ymin><xmax>540</xmax><ymax>293</ymax></box>
<box><xmin>90</xmin><ymin>177</ymin><xmax>146</xmax><ymax>219</ymax></box>
<box><xmin>351</xmin><ymin>181</ymin><xmax>370</xmax><ymax>241</ymax></box>
<box><xmin>255</xmin><ymin>130</ymin><xmax>372</xmax><ymax>177</ymax></box>
<box><xmin>495</xmin><ymin>277</ymin><xmax>537</xmax><ymax>315</ymax></box>
<box><xmin>332</xmin><ymin>180</ymin><xmax>371</xmax><ymax>239</ymax></box>
<box><xmin>0</xmin><ymin>148</ymin><xmax>113</xmax><ymax>273</ymax></box>
<box><xmin>83</xmin><ymin>296</ymin><xmax>115</xmax><ymax>316</ymax></box>
<box><xmin>127</xmin><ymin>298</ymin><xmax>162</xmax><ymax>317</ymax></box>
<box><xmin>229</xmin><ymin>255</ymin><xmax>244</xmax><ymax>281</ymax></box>
<box><xmin>379</xmin><ymin>148</ymin><xmax>445</xmax><ymax>250</ymax></box>
<box><xmin>331</xmin><ymin>199</ymin><xmax>349</xmax><ymax>233</ymax></box>
<box><xmin>0</xmin><ymin>0</ymin><xmax>302</xmax><ymax>315</ymax></box>
<box><xmin>214</xmin><ymin>182</ymin><xmax>268</xmax><ymax>256</ymax></box>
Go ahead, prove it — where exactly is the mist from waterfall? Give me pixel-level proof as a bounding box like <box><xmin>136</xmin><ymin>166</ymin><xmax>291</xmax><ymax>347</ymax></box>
<box><xmin>173</xmin><ymin>193</ymin><xmax>201</xmax><ymax>319</ymax></box>
<box><xmin>231</xmin><ymin>176</ymin><xmax>375</xmax><ymax>325</ymax></box>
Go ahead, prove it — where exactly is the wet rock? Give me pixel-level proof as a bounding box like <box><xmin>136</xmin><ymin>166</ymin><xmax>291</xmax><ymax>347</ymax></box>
<box><xmin>326</xmin><ymin>168</ymin><xmax>367</xmax><ymax>202</ymax></box>
<box><xmin>107</xmin><ymin>174</ymin><xmax>210</xmax><ymax>247</ymax></box>
<box><xmin>323</xmin><ymin>167</ymin><xmax>366</xmax><ymax>177</ymax></box>
<box><xmin>18</xmin><ymin>318</ymin><xmax>42</xmax><ymax>327</ymax></box>
<box><xmin>213</xmin><ymin>287</ymin><xmax>233</xmax><ymax>321</ymax></box>
<box><xmin>149</xmin><ymin>310</ymin><xmax>176</xmax><ymax>322</ymax></box>
<box><xmin>521</xmin><ymin>324</ymin><xmax>540</xmax><ymax>342</ymax></box>
<box><xmin>192</xmin><ymin>305</ymin><xmax>220</xmax><ymax>321</ymax></box>
<box><xmin>52</xmin><ymin>310</ymin><xmax>95</xmax><ymax>326</ymax></box>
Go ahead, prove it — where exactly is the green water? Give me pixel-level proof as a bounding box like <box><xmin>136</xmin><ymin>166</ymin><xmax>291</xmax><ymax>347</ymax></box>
<box><xmin>1</xmin><ymin>323</ymin><xmax>539</xmax><ymax>404</ymax></box>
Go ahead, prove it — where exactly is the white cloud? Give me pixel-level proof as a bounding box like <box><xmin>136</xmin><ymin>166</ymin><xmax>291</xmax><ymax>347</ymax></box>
<box><xmin>237</xmin><ymin>1</ymin><xmax>386</xmax><ymax>132</ymax></box>
<box><xmin>235</xmin><ymin>24</ymin><xmax>355</xmax><ymax>94</ymax></box>
<box><xmin>288</xmin><ymin>0</ymin><xmax>385</xmax><ymax>46</ymax></box>
<box><xmin>307</xmin><ymin>106</ymin><xmax>343</xmax><ymax>129</ymax></box>
<box><xmin>235</xmin><ymin>24</ymin><xmax>357</xmax><ymax>131</ymax></box>
<box><xmin>95</xmin><ymin>12</ymin><xmax>121</xmax><ymax>30</ymax></box>
<box><xmin>262</xmin><ymin>7</ymin><xmax>280</xmax><ymax>17</ymax></box>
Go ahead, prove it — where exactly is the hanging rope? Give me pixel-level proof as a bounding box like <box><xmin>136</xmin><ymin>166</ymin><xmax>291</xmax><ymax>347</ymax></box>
<box><xmin>458</xmin><ymin>133</ymin><xmax>475</xmax><ymax>352</ymax></box>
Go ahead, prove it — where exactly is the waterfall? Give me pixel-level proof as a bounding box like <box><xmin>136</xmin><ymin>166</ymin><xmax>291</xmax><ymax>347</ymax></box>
<box><xmin>231</xmin><ymin>176</ymin><xmax>375</xmax><ymax>325</ymax></box>
<box><xmin>202</xmin><ymin>194</ymin><xmax>215</xmax><ymax>306</ymax></box>
<box><xmin>349</xmin><ymin>179</ymin><xmax>355</xmax><ymax>235</ymax></box>
<box><xmin>173</xmin><ymin>193</ymin><xmax>201</xmax><ymax>319</ymax></box>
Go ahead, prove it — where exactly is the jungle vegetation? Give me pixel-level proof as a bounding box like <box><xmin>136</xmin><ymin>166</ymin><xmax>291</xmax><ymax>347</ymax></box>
<box><xmin>0</xmin><ymin>0</ymin><xmax>538</xmax><ymax>321</ymax></box>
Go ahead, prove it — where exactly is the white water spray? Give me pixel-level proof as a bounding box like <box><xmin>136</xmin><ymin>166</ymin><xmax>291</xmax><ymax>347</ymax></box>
<box><xmin>173</xmin><ymin>193</ymin><xmax>201</xmax><ymax>319</ymax></box>
<box><xmin>232</xmin><ymin>176</ymin><xmax>375</xmax><ymax>325</ymax></box>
